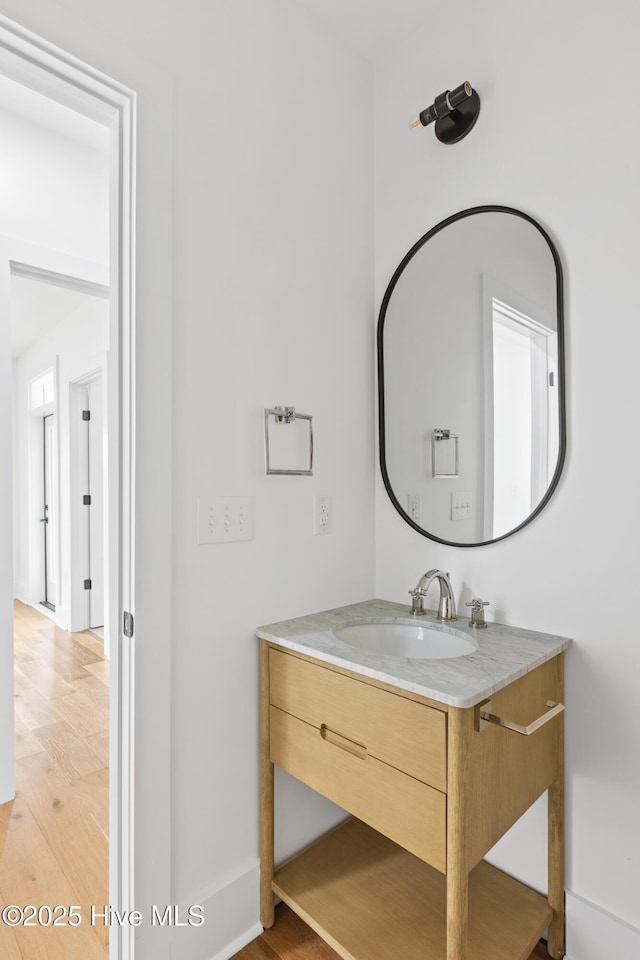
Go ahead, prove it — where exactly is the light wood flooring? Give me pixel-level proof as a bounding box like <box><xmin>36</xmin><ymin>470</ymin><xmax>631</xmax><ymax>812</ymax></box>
<box><xmin>0</xmin><ymin>601</ymin><xmax>109</xmax><ymax>960</ymax></box>
<box><xmin>233</xmin><ymin>897</ymin><xmax>552</xmax><ymax>959</ymax></box>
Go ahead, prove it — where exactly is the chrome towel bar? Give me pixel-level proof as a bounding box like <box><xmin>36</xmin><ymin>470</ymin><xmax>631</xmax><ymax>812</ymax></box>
<box><xmin>475</xmin><ymin>699</ymin><xmax>564</xmax><ymax>735</ymax></box>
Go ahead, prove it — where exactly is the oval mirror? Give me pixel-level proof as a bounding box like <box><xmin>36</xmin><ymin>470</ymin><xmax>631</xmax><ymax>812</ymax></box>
<box><xmin>378</xmin><ymin>206</ymin><xmax>566</xmax><ymax>547</ymax></box>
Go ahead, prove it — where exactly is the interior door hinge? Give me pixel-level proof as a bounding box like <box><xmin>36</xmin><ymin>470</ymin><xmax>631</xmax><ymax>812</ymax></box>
<box><xmin>123</xmin><ymin>611</ymin><xmax>134</xmax><ymax>638</ymax></box>
<box><xmin>82</xmin><ymin>409</ymin><xmax>91</xmax><ymax>421</ymax></box>
<box><xmin>84</xmin><ymin>579</ymin><xmax>92</xmax><ymax>590</ymax></box>
<box><xmin>83</xmin><ymin>494</ymin><xmax>92</xmax><ymax>505</ymax></box>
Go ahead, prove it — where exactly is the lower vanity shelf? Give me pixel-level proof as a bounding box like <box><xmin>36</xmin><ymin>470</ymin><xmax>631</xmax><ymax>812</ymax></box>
<box><xmin>273</xmin><ymin>818</ymin><xmax>551</xmax><ymax>960</ymax></box>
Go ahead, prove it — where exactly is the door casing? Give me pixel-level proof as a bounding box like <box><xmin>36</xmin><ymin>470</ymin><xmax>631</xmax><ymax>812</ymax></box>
<box><xmin>0</xmin><ymin>16</ymin><xmax>136</xmax><ymax>960</ymax></box>
<box><xmin>42</xmin><ymin>411</ymin><xmax>56</xmax><ymax>608</ymax></box>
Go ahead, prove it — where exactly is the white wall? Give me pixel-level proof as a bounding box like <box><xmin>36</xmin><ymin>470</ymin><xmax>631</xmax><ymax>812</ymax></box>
<box><xmin>12</xmin><ymin>290</ymin><xmax>109</xmax><ymax>626</ymax></box>
<box><xmin>3</xmin><ymin>3</ymin><xmax>374</xmax><ymax>959</ymax></box>
<box><xmin>165</xmin><ymin>4</ymin><xmax>374</xmax><ymax>951</ymax></box>
<box><xmin>0</xmin><ymin>91</ymin><xmax>109</xmax><ymax>265</ymax></box>
<box><xmin>374</xmin><ymin>0</ymin><xmax>640</xmax><ymax>944</ymax></box>
<box><xmin>0</xmin><ymin>9</ymin><xmax>174</xmax><ymax>958</ymax></box>
<box><xmin>167</xmin><ymin>5</ymin><xmax>373</xmax><ymax>925</ymax></box>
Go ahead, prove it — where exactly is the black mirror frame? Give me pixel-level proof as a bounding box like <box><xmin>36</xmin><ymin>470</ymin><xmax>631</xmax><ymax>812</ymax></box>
<box><xmin>377</xmin><ymin>205</ymin><xmax>567</xmax><ymax>548</ymax></box>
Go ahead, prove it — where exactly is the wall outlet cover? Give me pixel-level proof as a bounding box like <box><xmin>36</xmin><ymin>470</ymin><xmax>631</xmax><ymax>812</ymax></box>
<box><xmin>314</xmin><ymin>495</ymin><xmax>332</xmax><ymax>535</ymax></box>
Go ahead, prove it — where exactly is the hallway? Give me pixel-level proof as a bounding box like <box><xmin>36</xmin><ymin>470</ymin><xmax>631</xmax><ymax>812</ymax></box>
<box><xmin>0</xmin><ymin>601</ymin><xmax>109</xmax><ymax>959</ymax></box>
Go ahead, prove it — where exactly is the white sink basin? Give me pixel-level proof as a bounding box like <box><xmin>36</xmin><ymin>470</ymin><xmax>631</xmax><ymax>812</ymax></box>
<box><xmin>333</xmin><ymin>618</ymin><xmax>477</xmax><ymax>660</ymax></box>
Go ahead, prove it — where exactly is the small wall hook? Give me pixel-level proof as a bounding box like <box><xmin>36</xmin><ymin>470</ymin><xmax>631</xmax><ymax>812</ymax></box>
<box><xmin>410</xmin><ymin>81</ymin><xmax>480</xmax><ymax>144</ymax></box>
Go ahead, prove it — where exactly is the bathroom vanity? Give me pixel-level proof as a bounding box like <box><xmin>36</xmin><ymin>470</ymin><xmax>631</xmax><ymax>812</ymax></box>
<box><xmin>257</xmin><ymin>599</ymin><xmax>571</xmax><ymax>960</ymax></box>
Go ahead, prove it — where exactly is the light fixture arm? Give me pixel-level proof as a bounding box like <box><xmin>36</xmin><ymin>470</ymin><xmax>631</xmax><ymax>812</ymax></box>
<box><xmin>411</xmin><ymin>81</ymin><xmax>480</xmax><ymax>144</ymax></box>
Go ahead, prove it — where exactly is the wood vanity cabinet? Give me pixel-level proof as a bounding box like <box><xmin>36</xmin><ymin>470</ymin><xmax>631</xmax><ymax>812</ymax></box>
<box><xmin>260</xmin><ymin>641</ymin><xmax>565</xmax><ymax>960</ymax></box>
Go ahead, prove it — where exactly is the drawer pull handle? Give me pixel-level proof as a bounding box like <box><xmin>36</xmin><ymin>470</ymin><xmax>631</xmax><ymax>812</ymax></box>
<box><xmin>320</xmin><ymin>724</ymin><xmax>367</xmax><ymax>759</ymax></box>
<box><xmin>476</xmin><ymin>700</ymin><xmax>564</xmax><ymax>735</ymax></box>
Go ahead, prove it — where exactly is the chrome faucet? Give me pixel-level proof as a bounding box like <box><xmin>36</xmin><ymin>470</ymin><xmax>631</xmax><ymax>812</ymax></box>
<box><xmin>408</xmin><ymin>569</ymin><xmax>457</xmax><ymax>621</ymax></box>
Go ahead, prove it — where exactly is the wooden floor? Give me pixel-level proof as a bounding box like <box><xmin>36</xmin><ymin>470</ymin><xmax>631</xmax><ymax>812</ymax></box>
<box><xmin>0</xmin><ymin>601</ymin><xmax>109</xmax><ymax>960</ymax></box>
<box><xmin>232</xmin><ymin>902</ymin><xmax>551</xmax><ymax>959</ymax></box>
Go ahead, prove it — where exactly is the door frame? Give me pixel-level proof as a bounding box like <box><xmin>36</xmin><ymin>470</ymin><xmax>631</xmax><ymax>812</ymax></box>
<box><xmin>22</xmin><ymin>365</ymin><xmax>56</xmax><ymax>615</ymax></box>
<box><xmin>42</xmin><ymin>410</ymin><xmax>56</xmax><ymax>609</ymax></box>
<box><xmin>69</xmin><ymin>368</ymin><xmax>107</xmax><ymax>640</ymax></box>
<box><xmin>0</xmin><ymin>16</ymin><xmax>136</xmax><ymax>960</ymax></box>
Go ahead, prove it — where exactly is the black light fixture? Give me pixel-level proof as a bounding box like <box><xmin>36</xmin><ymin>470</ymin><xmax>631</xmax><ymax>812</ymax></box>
<box><xmin>410</xmin><ymin>81</ymin><xmax>480</xmax><ymax>144</ymax></box>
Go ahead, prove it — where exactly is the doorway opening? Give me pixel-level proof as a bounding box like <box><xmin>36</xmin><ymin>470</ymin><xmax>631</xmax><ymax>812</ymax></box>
<box><xmin>15</xmin><ymin>269</ymin><xmax>111</xmax><ymax>637</ymax></box>
<box><xmin>0</xmin><ymin>16</ymin><xmax>136</xmax><ymax>960</ymax></box>
<box><xmin>481</xmin><ymin>277</ymin><xmax>558</xmax><ymax>540</ymax></box>
<box><xmin>491</xmin><ymin>296</ymin><xmax>557</xmax><ymax>535</ymax></box>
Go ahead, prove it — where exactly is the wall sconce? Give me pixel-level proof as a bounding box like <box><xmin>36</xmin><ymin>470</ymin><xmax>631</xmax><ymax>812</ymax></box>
<box><xmin>410</xmin><ymin>81</ymin><xmax>480</xmax><ymax>144</ymax></box>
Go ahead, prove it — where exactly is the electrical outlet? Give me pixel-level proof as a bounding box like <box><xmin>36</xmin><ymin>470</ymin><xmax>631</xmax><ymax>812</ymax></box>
<box><xmin>197</xmin><ymin>497</ymin><xmax>253</xmax><ymax>543</ymax></box>
<box><xmin>408</xmin><ymin>493</ymin><xmax>420</xmax><ymax>522</ymax></box>
<box><xmin>314</xmin><ymin>495</ymin><xmax>332</xmax><ymax>535</ymax></box>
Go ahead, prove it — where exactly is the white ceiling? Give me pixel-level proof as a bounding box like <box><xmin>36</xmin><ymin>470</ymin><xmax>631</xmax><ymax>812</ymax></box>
<box><xmin>293</xmin><ymin>0</ymin><xmax>435</xmax><ymax>59</ymax></box>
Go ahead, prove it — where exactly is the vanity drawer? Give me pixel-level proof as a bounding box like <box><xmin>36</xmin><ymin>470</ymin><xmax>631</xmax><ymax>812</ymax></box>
<box><xmin>269</xmin><ymin>648</ymin><xmax>447</xmax><ymax>792</ymax></box>
<box><xmin>270</xmin><ymin>705</ymin><xmax>446</xmax><ymax>872</ymax></box>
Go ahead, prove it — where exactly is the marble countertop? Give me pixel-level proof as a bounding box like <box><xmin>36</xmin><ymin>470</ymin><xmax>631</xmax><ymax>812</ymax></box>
<box><xmin>256</xmin><ymin>598</ymin><xmax>572</xmax><ymax>708</ymax></box>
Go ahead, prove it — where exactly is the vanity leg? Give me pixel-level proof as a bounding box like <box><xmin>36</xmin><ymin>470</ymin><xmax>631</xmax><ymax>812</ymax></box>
<box><xmin>260</xmin><ymin>640</ymin><xmax>275</xmax><ymax>928</ymax></box>
<box><xmin>547</xmin><ymin>773</ymin><xmax>565</xmax><ymax>958</ymax></box>
<box><xmin>547</xmin><ymin>656</ymin><xmax>565</xmax><ymax>959</ymax></box>
<box><xmin>446</xmin><ymin>707</ymin><xmax>470</xmax><ymax>960</ymax></box>
<box><xmin>446</xmin><ymin>863</ymin><xmax>468</xmax><ymax>960</ymax></box>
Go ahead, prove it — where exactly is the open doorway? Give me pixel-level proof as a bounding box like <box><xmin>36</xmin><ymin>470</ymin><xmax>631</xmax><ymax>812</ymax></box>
<box><xmin>12</xmin><ymin>269</ymin><xmax>111</xmax><ymax>639</ymax></box>
<box><xmin>4</xmin><ymin>74</ymin><xmax>112</xmax><ymax>959</ymax></box>
<box><xmin>0</xmin><ymin>19</ymin><xmax>136</xmax><ymax>960</ymax></box>
<box><xmin>481</xmin><ymin>276</ymin><xmax>558</xmax><ymax>541</ymax></box>
<box><xmin>491</xmin><ymin>297</ymin><xmax>558</xmax><ymax>535</ymax></box>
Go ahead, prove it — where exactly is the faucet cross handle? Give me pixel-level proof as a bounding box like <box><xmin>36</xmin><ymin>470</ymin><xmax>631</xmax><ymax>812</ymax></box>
<box><xmin>466</xmin><ymin>598</ymin><xmax>489</xmax><ymax>629</ymax></box>
<box><xmin>408</xmin><ymin>588</ymin><xmax>426</xmax><ymax>616</ymax></box>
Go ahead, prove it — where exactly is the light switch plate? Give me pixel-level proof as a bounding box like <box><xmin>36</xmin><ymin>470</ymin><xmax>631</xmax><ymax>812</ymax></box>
<box><xmin>451</xmin><ymin>491</ymin><xmax>472</xmax><ymax>521</ymax></box>
<box><xmin>197</xmin><ymin>497</ymin><xmax>253</xmax><ymax>543</ymax></box>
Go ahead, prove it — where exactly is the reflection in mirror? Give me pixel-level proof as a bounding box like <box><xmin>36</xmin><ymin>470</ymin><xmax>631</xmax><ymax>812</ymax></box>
<box><xmin>378</xmin><ymin>207</ymin><xmax>565</xmax><ymax>547</ymax></box>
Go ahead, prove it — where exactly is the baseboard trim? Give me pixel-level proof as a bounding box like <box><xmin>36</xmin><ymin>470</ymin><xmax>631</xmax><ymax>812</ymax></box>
<box><xmin>0</xmin><ymin>784</ymin><xmax>16</xmax><ymax>805</ymax></box>
<box><xmin>171</xmin><ymin>862</ymin><xmax>261</xmax><ymax>960</ymax></box>
<box><xmin>567</xmin><ymin>890</ymin><xmax>640</xmax><ymax>960</ymax></box>
<box><xmin>210</xmin><ymin>921</ymin><xmax>264</xmax><ymax>960</ymax></box>
<box><xmin>17</xmin><ymin>597</ymin><xmax>57</xmax><ymax>623</ymax></box>
<box><xmin>13</xmin><ymin>584</ymin><xmax>27</xmax><ymax>603</ymax></box>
